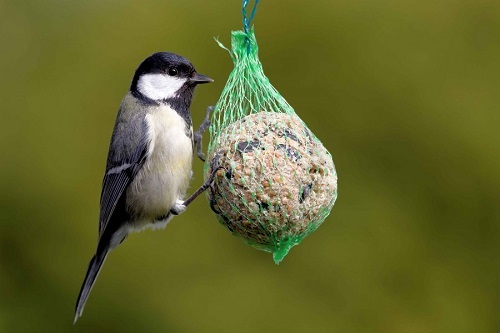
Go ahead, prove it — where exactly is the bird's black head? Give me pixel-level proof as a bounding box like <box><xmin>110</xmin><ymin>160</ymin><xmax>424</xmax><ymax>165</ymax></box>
<box><xmin>130</xmin><ymin>52</ymin><xmax>213</xmax><ymax>105</ymax></box>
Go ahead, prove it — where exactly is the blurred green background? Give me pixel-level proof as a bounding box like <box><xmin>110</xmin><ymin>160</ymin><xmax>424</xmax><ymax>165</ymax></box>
<box><xmin>1</xmin><ymin>0</ymin><xmax>499</xmax><ymax>332</ymax></box>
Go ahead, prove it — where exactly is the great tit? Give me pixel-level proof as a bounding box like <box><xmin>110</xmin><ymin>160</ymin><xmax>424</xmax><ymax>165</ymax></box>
<box><xmin>74</xmin><ymin>52</ymin><xmax>213</xmax><ymax>322</ymax></box>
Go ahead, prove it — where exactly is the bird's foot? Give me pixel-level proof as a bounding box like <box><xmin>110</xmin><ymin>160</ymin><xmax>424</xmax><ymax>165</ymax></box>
<box><xmin>194</xmin><ymin>106</ymin><xmax>214</xmax><ymax>162</ymax></box>
<box><xmin>180</xmin><ymin>151</ymin><xmax>225</xmax><ymax>209</ymax></box>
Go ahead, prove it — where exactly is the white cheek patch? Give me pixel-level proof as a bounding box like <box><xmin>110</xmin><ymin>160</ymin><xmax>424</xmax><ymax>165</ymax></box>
<box><xmin>137</xmin><ymin>73</ymin><xmax>187</xmax><ymax>100</ymax></box>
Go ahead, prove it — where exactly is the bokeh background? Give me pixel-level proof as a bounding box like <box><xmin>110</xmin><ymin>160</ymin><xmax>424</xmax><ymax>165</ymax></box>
<box><xmin>1</xmin><ymin>0</ymin><xmax>499</xmax><ymax>332</ymax></box>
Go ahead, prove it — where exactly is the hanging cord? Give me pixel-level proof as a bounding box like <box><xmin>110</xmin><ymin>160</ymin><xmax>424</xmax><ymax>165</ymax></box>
<box><xmin>242</xmin><ymin>0</ymin><xmax>260</xmax><ymax>53</ymax></box>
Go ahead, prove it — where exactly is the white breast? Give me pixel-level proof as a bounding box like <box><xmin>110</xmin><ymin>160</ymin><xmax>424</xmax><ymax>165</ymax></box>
<box><xmin>126</xmin><ymin>105</ymin><xmax>193</xmax><ymax>222</ymax></box>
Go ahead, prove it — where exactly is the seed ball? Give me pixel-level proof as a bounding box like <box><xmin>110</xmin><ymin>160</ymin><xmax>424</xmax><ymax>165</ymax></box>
<box><xmin>205</xmin><ymin>112</ymin><xmax>337</xmax><ymax>263</ymax></box>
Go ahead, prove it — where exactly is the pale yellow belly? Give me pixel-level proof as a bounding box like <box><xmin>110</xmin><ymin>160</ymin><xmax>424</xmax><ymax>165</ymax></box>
<box><xmin>126</xmin><ymin>106</ymin><xmax>193</xmax><ymax>221</ymax></box>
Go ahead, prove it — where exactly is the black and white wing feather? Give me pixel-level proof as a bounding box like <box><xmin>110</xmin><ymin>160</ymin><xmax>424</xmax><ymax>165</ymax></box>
<box><xmin>98</xmin><ymin>95</ymin><xmax>150</xmax><ymax>239</ymax></box>
<box><xmin>98</xmin><ymin>141</ymin><xmax>147</xmax><ymax>238</ymax></box>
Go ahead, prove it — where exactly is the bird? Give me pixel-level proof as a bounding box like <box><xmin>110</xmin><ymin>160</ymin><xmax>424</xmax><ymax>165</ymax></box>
<box><xmin>74</xmin><ymin>52</ymin><xmax>213</xmax><ymax>323</ymax></box>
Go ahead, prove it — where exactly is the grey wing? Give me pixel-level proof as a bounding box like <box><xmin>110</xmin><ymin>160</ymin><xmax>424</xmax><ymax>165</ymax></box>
<box><xmin>98</xmin><ymin>110</ymin><xmax>149</xmax><ymax>238</ymax></box>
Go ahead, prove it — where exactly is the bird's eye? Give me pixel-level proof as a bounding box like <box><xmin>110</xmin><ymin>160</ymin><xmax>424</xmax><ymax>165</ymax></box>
<box><xmin>168</xmin><ymin>68</ymin><xmax>178</xmax><ymax>76</ymax></box>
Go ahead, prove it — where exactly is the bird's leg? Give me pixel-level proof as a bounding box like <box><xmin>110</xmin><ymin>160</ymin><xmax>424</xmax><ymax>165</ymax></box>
<box><xmin>170</xmin><ymin>106</ymin><xmax>215</xmax><ymax>216</ymax></box>
<box><xmin>193</xmin><ymin>106</ymin><xmax>214</xmax><ymax>162</ymax></box>
<box><xmin>170</xmin><ymin>151</ymin><xmax>224</xmax><ymax>215</ymax></box>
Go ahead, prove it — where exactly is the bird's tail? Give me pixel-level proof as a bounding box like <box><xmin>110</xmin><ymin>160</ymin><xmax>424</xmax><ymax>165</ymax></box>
<box><xmin>74</xmin><ymin>249</ymin><xmax>108</xmax><ymax>323</ymax></box>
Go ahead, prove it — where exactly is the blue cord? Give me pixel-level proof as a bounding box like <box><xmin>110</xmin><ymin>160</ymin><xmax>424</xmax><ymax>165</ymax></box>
<box><xmin>242</xmin><ymin>0</ymin><xmax>260</xmax><ymax>53</ymax></box>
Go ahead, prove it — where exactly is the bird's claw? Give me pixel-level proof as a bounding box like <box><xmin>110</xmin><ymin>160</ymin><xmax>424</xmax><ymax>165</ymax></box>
<box><xmin>208</xmin><ymin>151</ymin><xmax>225</xmax><ymax>183</ymax></box>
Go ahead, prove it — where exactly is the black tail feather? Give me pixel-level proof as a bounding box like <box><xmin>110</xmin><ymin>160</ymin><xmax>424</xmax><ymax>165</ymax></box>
<box><xmin>74</xmin><ymin>250</ymin><xmax>108</xmax><ymax>323</ymax></box>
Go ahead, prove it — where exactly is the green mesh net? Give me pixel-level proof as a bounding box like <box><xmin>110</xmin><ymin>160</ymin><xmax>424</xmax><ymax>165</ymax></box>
<box><xmin>204</xmin><ymin>29</ymin><xmax>338</xmax><ymax>264</ymax></box>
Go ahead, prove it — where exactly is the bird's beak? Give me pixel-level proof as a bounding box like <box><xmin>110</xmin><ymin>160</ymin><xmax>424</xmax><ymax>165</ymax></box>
<box><xmin>191</xmin><ymin>73</ymin><xmax>214</xmax><ymax>84</ymax></box>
